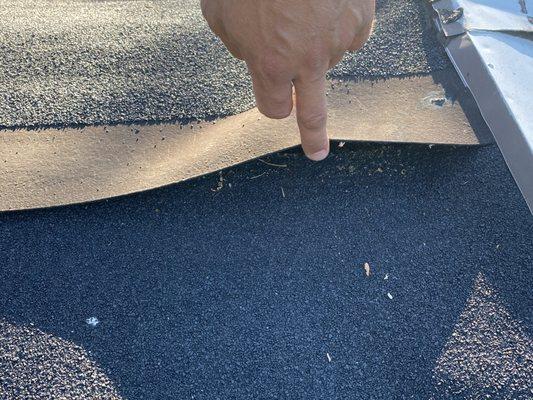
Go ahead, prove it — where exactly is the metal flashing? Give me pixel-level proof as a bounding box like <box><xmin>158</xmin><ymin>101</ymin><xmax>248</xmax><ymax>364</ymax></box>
<box><xmin>432</xmin><ymin>0</ymin><xmax>467</xmax><ymax>37</ymax></box>
<box><xmin>431</xmin><ymin>0</ymin><xmax>533</xmax><ymax>37</ymax></box>
<box><xmin>431</xmin><ymin>0</ymin><xmax>533</xmax><ymax>211</ymax></box>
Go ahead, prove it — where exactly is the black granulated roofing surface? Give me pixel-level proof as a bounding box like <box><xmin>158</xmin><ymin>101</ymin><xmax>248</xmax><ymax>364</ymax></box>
<box><xmin>1</xmin><ymin>142</ymin><xmax>531</xmax><ymax>399</ymax></box>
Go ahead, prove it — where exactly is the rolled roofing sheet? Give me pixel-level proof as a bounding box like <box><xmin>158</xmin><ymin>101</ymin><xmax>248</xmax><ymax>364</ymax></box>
<box><xmin>1</xmin><ymin>142</ymin><xmax>532</xmax><ymax>399</ymax></box>
<box><xmin>0</xmin><ymin>72</ymin><xmax>493</xmax><ymax>211</ymax></box>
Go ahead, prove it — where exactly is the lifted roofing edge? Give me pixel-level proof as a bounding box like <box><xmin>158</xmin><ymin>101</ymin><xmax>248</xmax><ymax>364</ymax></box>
<box><xmin>0</xmin><ymin>72</ymin><xmax>490</xmax><ymax>212</ymax></box>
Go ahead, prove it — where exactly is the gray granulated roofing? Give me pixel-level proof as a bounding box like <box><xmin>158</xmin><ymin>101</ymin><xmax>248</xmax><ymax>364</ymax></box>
<box><xmin>0</xmin><ymin>0</ymin><xmax>449</xmax><ymax>128</ymax></box>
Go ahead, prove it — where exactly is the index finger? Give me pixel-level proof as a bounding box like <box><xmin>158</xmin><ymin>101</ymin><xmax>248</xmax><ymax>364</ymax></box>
<box><xmin>293</xmin><ymin>74</ymin><xmax>329</xmax><ymax>161</ymax></box>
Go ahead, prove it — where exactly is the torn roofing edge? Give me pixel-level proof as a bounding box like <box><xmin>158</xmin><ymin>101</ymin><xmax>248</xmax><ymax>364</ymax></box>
<box><xmin>430</xmin><ymin>0</ymin><xmax>533</xmax><ymax>213</ymax></box>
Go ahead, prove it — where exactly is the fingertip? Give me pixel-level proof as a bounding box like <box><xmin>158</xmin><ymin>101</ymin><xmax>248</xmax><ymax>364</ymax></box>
<box><xmin>304</xmin><ymin>138</ymin><xmax>330</xmax><ymax>161</ymax></box>
<box><xmin>307</xmin><ymin>148</ymin><xmax>329</xmax><ymax>162</ymax></box>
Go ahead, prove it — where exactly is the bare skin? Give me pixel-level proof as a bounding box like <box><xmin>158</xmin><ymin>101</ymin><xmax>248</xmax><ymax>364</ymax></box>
<box><xmin>201</xmin><ymin>0</ymin><xmax>375</xmax><ymax>160</ymax></box>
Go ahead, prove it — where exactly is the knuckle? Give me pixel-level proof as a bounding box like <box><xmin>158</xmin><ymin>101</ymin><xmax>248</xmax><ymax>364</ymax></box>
<box><xmin>258</xmin><ymin>54</ymin><xmax>286</xmax><ymax>79</ymax></box>
<box><xmin>268</xmin><ymin>90</ymin><xmax>291</xmax><ymax>107</ymax></box>
<box><xmin>299</xmin><ymin>112</ymin><xmax>327</xmax><ymax>131</ymax></box>
<box><xmin>258</xmin><ymin>103</ymin><xmax>292</xmax><ymax>119</ymax></box>
<box><xmin>304</xmin><ymin>47</ymin><xmax>328</xmax><ymax>73</ymax></box>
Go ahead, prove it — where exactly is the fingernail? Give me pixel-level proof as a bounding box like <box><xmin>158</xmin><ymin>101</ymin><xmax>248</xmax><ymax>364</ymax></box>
<box><xmin>308</xmin><ymin>149</ymin><xmax>329</xmax><ymax>161</ymax></box>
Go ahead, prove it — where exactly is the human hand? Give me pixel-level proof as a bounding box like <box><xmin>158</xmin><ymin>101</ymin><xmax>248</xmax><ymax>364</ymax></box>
<box><xmin>201</xmin><ymin>0</ymin><xmax>375</xmax><ymax>160</ymax></box>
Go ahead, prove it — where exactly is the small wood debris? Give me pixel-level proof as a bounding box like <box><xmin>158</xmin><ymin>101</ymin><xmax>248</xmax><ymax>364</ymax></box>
<box><xmin>338</xmin><ymin>141</ymin><xmax>345</xmax><ymax>148</ymax></box>
<box><xmin>363</xmin><ymin>262</ymin><xmax>371</xmax><ymax>277</ymax></box>
<box><xmin>387</xmin><ymin>293</ymin><xmax>393</xmax><ymax>300</ymax></box>
<box><xmin>326</xmin><ymin>353</ymin><xmax>332</xmax><ymax>362</ymax></box>
<box><xmin>250</xmin><ymin>172</ymin><xmax>266</xmax><ymax>180</ymax></box>
<box><xmin>376</xmin><ymin>167</ymin><xmax>384</xmax><ymax>173</ymax></box>
<box><xmin>281</xmin><ymin>187</ymin><xmax>285</xmax><ymax>198</ymax></box>
<box><xmin>258</xmin><ymin>159</ymin><xmax>287</xmax><ymax>168</ymax></box>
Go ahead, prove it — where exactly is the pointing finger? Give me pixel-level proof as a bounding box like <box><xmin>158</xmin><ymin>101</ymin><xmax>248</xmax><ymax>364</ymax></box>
<box><xmin>293</xmin><ymin>74</ymin><xmax>329</xmax><ymax>161</ymax></box>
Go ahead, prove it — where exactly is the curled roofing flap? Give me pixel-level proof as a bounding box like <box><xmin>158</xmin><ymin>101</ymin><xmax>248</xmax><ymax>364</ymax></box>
<box><xmin>0</xmin><ymin>72</ymin><xmax>493</xmax><ymax>212</ymax></box>
<box><xmin>432</xmin><ymin>0</ymin><xmax>533</xmax><ymax>36</ymax></box>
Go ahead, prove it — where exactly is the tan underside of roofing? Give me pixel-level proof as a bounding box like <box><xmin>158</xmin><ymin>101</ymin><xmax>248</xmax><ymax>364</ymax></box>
<box><xmin>0</xmin><ymin>72</ymin><xmax>492</xmax><ymax>211</ymax></box>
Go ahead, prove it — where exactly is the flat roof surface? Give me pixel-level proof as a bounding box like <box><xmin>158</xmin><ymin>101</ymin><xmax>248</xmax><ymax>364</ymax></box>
<box><xmin>1</xmin><ymin>142</ymin><xmax>531</xmax><ymax>399</ymax></box>
<box><xmin>0</xmin><ymin>1</ymin><xmax>531</xmax><ymax>398</ymax></box>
